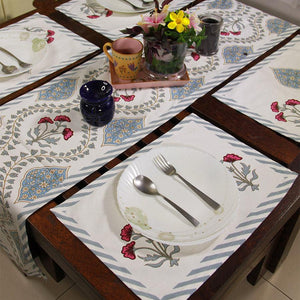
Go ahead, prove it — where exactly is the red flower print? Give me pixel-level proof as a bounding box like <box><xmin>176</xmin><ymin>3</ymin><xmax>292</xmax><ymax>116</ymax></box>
<box><xmin>38</xmin><ymin>117</ymin><xmax>53</xmax><ymax>124</ymax></box>
<box><xmin>120</xmin><ymin>95</ymin><xmax>135</xmax><ymax>102</ymax></box>
<box><xmin>223</xmin><ymin>154</ymin><xmax>243</xmax><ymax>162</ymax></box>
<box><xmin>87</xmin><ymin>15</ymin><xmax>100</xmax><ymax>19</ymax></box>
<box><xmin>191</xmin><ymin>52</ymin><xmax>200</xmax><ymax>61</ymax></box>
<box><xmin>47</xmin><ymin>30</ymin><xmax>55</xmax><ymax>36</ymax></box>
<box><xmin>221</xmin><ymin>31</ymin><xmax>230</xmax><ymax>36</ymax></box>
<box><xmin>54</xmin><ymin>115</ymin><xmax>71</xmax><ymax>122</ymax></box>
<box><xmin>271</xmin><ymin>101</ymin><xmax>279</xmax><ymax>112</ymax></box>
<box><xmin>114</xmin><ymin>97</ymin><xmax>120</xmax><ymax>102</ymax></box>
<box><xmin>63</xmin><ymin>128</ymin><xmax>73</xmax><ymax>140</ymax></box>
<box><xmin>230</xmin><ymin>31</ymin><xmax>241</xmax><ymax>35</ymax></box>
<box><xmin>47</xmin><ymin>37</ymin><xmax>54</xmax><ymax>43</ymax></box>
<box><xmin>121</xmin><ymin>241</ymin><xmax>136</xmax><ymax>260</ymax></box>
<box><xmin>285</xmin><ymin>99</ymin><xmax>300</xmax><ymax>106</ymax></box>
<box><xmin>120</xmin><ymin>224</ymin><xmax>132</xmax><ymax>242</ymax></box>
<box><xmin>275</xmin><ymin>112</ymin><xmax>287</xmax><ymax>122</ymax></box>
<box><xmin>106</xmin><ymin>9</ymin><xmax>113</xmax><ymax>17</ymax></box>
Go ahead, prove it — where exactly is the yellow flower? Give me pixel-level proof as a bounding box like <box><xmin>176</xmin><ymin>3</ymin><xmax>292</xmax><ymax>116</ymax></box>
<box><xmin>167</xmin><ymin>10</ymin><xmax>190</xmax><ymax>33</ymax></box>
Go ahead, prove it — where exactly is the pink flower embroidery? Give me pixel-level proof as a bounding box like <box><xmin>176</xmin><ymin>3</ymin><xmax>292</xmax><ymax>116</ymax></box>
<box><xmin>106</xmin><ymin>10</ymin><xmax>113</xmax><ymax>17</ymax></box>
<box><xmin>285</xmin><ymin>99</ymin><xmax>300</xmax><ymax>106</ymax></box>
<box><xmin>230</xmin><ymin>31</ymin><xmax>241</xmax><ymax>35</ymax></box>
<box><xmin>275</xmin><ymin>112</ymin><xmax>287</xmax><ymax>122</ymax></box>
<box><xmin>120</xmin><ymin>224</ymin><xmax>132</xmax><ymax>242</ymax></box>
<box><xmin>120</xmin><ymin>95</ymin><xmax>135</xmax><ymax>102</ymax></box>
<box><xmin>271</xmin><ymin>101</ymin><xmax>279</xmax><ymax>112</ymax></box>
<box><xmin>38</xmin><ymin>117</ymin><xmax>53</xmax><ymax>124</ymax></box>
<box><xmin>113</xmin><ymin>97</ymin><xmax>120</xmax><ymax>102</ymax></box>
<box><xmin>63</xmin><ymin>128</ymin><xmax>73</xmax><ymax>140</ymax></box>
<box><xmin>221</xmin><ymin>31</ymin><xmax>230</xmax><ymax>36</ymax></box>
<box><xmin>47</xmin><ymin>30</ymin><xmax>55</xmax><ymax>36</ymax></box>
<box><xmin>47</xmin><ymin>37</ymin><xmax>54</xmax><ymax>43</ymax></box>
<box><xmin>54</xmin><ymin>115</ymin><xmax>71</xmax><ymax>122</ymax></box>
<box><xmin>121</xmin><ymin>241</ymin><xmax>136</xmax><ymax>260</ymax></box>
<box><xmin>191</xmin><ymin>52</ymin><xmax>200</xmax><ymax>61</ymax></box>
<box><xmin>87</xmin><ymin>15</ymin><xmax>100</xmax><ymax>19</ymax></box>
<box><xmin>223</xmin><ymin>154</ymin><xmax>243</xmax><ymax>162</ymax></box>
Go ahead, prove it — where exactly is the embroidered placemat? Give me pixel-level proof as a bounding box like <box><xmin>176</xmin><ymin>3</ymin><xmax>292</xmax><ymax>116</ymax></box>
<box><xmin>0</xmin><ymin>13</ymin><xmax>98</xmax><ymax>99</ymax></box>
<box><xmin>52</xmin><ymin>113</ymin><xmax>297</xmax><ymax>300</ymax></box>
<box><xmin>213</xmin><ymin>35</ymin><xmax>300</xmax><ymax>143</ymax></box>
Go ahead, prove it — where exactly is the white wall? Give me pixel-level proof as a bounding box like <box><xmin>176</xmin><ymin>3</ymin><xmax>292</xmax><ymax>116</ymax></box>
<box><xmin>239</xmin><ymin>0</ymin><xmax>300</xmax><ymax>25</ymax></box>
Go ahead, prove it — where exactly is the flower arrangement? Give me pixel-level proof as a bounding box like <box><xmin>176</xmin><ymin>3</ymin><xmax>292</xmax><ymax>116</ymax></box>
<box><xmin>124</xmin><ymin>0</ymin><xmax>205</xmax><ymax>47</ymax></box>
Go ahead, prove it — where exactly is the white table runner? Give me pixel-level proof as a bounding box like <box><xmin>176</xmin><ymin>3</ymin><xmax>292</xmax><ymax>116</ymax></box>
<box><xmin>52</xmin><ymin>113</ymin><xmax>297</xmax><ymax>300</ymax></box>
<box><xmin>0</xmin><ymin>13</ymin><xmax>98</xmax><ymax>99</ymax></box>
<box><xmin>213</xmin><ymin>35</ymin><xmax>300</xmax><ymax>143</ymax></box>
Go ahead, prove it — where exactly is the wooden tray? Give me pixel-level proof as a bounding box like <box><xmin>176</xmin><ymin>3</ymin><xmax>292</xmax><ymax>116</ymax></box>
<box><xmin>109</xmin><ymin>59</ymin><xmax>190</xmax><ymax>89</ymax></box>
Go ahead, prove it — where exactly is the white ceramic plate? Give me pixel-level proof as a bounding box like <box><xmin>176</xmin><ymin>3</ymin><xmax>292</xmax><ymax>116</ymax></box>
<box><xmin>96</xmin><ymin>0</ymin><xmax>155</xmax><ymax>13</ymax></box>
<box><xmin>117</xmin><ymin>144</ymin><xmax>239</xmax><ymax>245</ymax></box>
<box><xmin>0</xmin><ymin>30</ymin><xmax>47</xmax><ymax>78</ymax></box>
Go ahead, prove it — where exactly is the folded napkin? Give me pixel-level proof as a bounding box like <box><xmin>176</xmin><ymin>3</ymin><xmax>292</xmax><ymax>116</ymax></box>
<box><xmin>0</xmin><ymin>13</ymin><xmax>98</xmax><ymax>99</ymax></box>
<box><xmin>55</xmin><ymin>0</ymin><xmax>194</xmax><ymax>40</ymax></box>
<box><xmin>52</xmin><ymin>113</ymin><xmax>297</xmax><ymax>300</ymax></box>
<box><xmin>213</xmin><ymin>35</ymin><xmax>300</xmax><ymax>143</ymax></box>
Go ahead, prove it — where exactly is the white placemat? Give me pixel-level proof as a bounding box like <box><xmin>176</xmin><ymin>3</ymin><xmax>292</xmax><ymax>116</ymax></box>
<box><xmin>52</xmin><ymin>113</ymin><xmax>297</xmax><ymax>300</ymax></box>
<box><xmin>213</xmin><ymin>35</ymin><xmax>300</xmax><ymax>143</ymax></box>
<box><xmin>0</xmin><ymin>13</ymin><xmax>98</xmax><ymax>99</ymax></box>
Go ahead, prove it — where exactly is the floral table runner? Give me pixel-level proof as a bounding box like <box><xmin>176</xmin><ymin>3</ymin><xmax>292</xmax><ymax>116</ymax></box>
<box><xmin>0</xmin><ymin>0</ymin><xmax>298</xmax><ymax>277</ymax></box>
<box><xmin>52</xmin><ymin>113</ymin><xmax>297</xmax><ymax>300</ymax></box>
<box><xmin>0</xmin><ymin>13</ymin><xmax>98</xmax><ymax>99</ymax></box>
<box><xmin>55</xmin><ymin>0</ymin><xmax>194</xmax><ymax>40</ymax></box>
<box><xmin>213</xmin><ymin>35</ymin><xmax>300</xmax><ymax>143</ymax></box>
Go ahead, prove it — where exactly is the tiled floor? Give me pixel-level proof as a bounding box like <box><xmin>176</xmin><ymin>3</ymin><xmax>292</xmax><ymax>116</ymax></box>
<box><xmin>0</xmin><ymin>229</ymin><xmax>299</xmax><ymax>299</ymax></box>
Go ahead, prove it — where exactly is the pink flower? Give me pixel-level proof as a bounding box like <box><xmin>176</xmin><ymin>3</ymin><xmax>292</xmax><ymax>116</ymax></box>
<box><xmin>137</xmin><ymin>7</ymin><xmax>168</xmax><ymax>33</ymax></box>
<box><xmin>63</xmin><ymin>128</ymin><xmax>73</xmax><ymax>140</ymax></box>
<box><xmin>106</xmin><ymin>10</ymin><xmax>113</xmax><ymax>17</ymax></box>
<box><xmin>114</xmin><ymin>97</ymin><xmax>120</xmax><ymax>102</ymax></box>
<box><xmin>191</xmin><ymin>52</ymin><xmax>200</xmax><ymax>61</ymax></box>
<box><xmin>285</xmin><ymin>99</ymin><xmax>300</xmax><ymax>106</ymax></box>
<box><xmin>120</xmin><ymin>95</ymin><xmax>135</xmax><ymax>102</ymax></box>
<box><xmin>54</xmin><ymin>115</ymin><xmax>71</xmax><ymax>122</ymax></box>
<box><xmin>121</xmin><ymin>241</ymin><xmax>136</xmax><ymax>260</ymax></box>
<box><xmin>120</xmin><ymin>224</ymin><xmax>132</xmax><ymax>242</ymax></box>
<box><xmin>47</xmin><ymin>30</ymin><xmax>55</xmax><ymax>36</ymax></box>
<box><xmin>221</xmin><ymin>31</ymin><xmax>230</xmax><ymax>36</ymax></box>
<box><xmin>187</xmin><ymin>11</ymin><xmax>201</xmax><ymax>31</ymax></box>
<box><xmin>87</xmin><ymin>15</ymin><xmax>100</xmax><ymax>19</ymax></box>
<box><xmin>271</xmin><ymin>101</ymin><xmax>279</xmax><ymax>112</ymax></box>
<box><xmin>275</xmin><ymin>112</ymin><xmax>287</xmax><ymax>122</ymax></box>
<box><xmin>230</xmin><ymin>31</ymin><xmax>241</xmax><ymax>35</ymax></box>
<box><xmin>223</xmin><ymin>154</ymin><xmax>243</xmax><ymax>162</ymax></box>
<box><xmin>47</xmin><ymin>37</ymin><xmax>54</xmax><ymax>43</ymax></box>
<box><xmin>38</xmin><ymin>117</ymin><xmax>53</xmax><ymax>124</ymax></box>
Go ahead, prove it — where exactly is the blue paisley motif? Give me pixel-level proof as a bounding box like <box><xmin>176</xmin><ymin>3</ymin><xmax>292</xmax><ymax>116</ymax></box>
<box><xmin>171</xmin><ymin>78</ymin><xmax>205</xmax><ymax>99</ymax></box>
<box><xmin>208</xmin><ymin>0</ymin><xmax>233</xmax><ymax>9</ymax></box>
<box><xmin>17</xmin><ymin>166</ymin><xmax>69</xmax><ymax>202</ymax></box>
<box><xmin>223</xmin><ymin>46</ymin><xmax>253</xmax><ymax>63</ymax></box>
<box><xmin>272</xmin><ymin>68</ymin><xmax>300</xmax><ymax>89</ymax></box>
<box><xmin>267</xmin><ymin>19</ymin><xmax>291</xmax><ymax>34</ymax></box>
<box><xmin>103</xmin><ymin>118</ymin><xmax>144</xmax><ymax>145</ymax></box>
<box><xmin>38</xmin><ymin>78</ymin><xmax>77</xmax><ymax>100</ymax></box>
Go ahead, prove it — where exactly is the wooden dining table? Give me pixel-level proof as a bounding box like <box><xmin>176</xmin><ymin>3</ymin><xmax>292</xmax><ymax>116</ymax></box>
<box><xmin>0</xmin><ymin>0</ymin><xmax>299</xmax><ymax>299</ymax></box>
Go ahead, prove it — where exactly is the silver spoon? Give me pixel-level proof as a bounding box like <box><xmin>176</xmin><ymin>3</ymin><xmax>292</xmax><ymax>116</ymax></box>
<box><xmin>0</xmin><ymin>61</ymin><xmax>17</xmax><ymax>74</ymax></box>
<box><xmin>0</xmin><ymin>47</ymin><xmax>32</xmax><ymax>68</ymax></box>
<box><xmin>133</xmin><ymin>175</ymin><xmax>199</xmax><ymax>227</ymax></box>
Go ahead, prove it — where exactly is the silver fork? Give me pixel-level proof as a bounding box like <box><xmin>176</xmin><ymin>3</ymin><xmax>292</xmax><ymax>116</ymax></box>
<box><xmin>153</xmin><ymin>154</ymin><xmax>221</xmax><ymax>211</ymax></box>
<box><xmin>0</xmin><ymin>47</ymin><xmax>32</xmax><ymax>68</ymax></box>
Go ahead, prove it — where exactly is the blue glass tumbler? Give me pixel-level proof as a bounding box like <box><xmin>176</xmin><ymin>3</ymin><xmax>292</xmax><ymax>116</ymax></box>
<box><xmin>80</xmin><ymin>80</ymin><xmax>115</xmax><ymax>127</ymax></box>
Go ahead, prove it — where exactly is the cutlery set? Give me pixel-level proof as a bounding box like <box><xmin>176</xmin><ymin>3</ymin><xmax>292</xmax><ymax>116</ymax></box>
<box><xmin>0</xmin><ymin>47</ymin><xmax>31</xmax><ymax>75</ymax></box>
<box><xmin>133</xmin><ymin>154</ymin><xmax>222</xmax><ymax>227</ymax></box>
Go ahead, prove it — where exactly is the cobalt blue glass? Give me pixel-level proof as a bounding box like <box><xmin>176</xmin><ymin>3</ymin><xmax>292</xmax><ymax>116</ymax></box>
<box><xmin>80</xmin><ymin>80</ymin><xmax>115</xmax><ymax>127</ymax></box>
